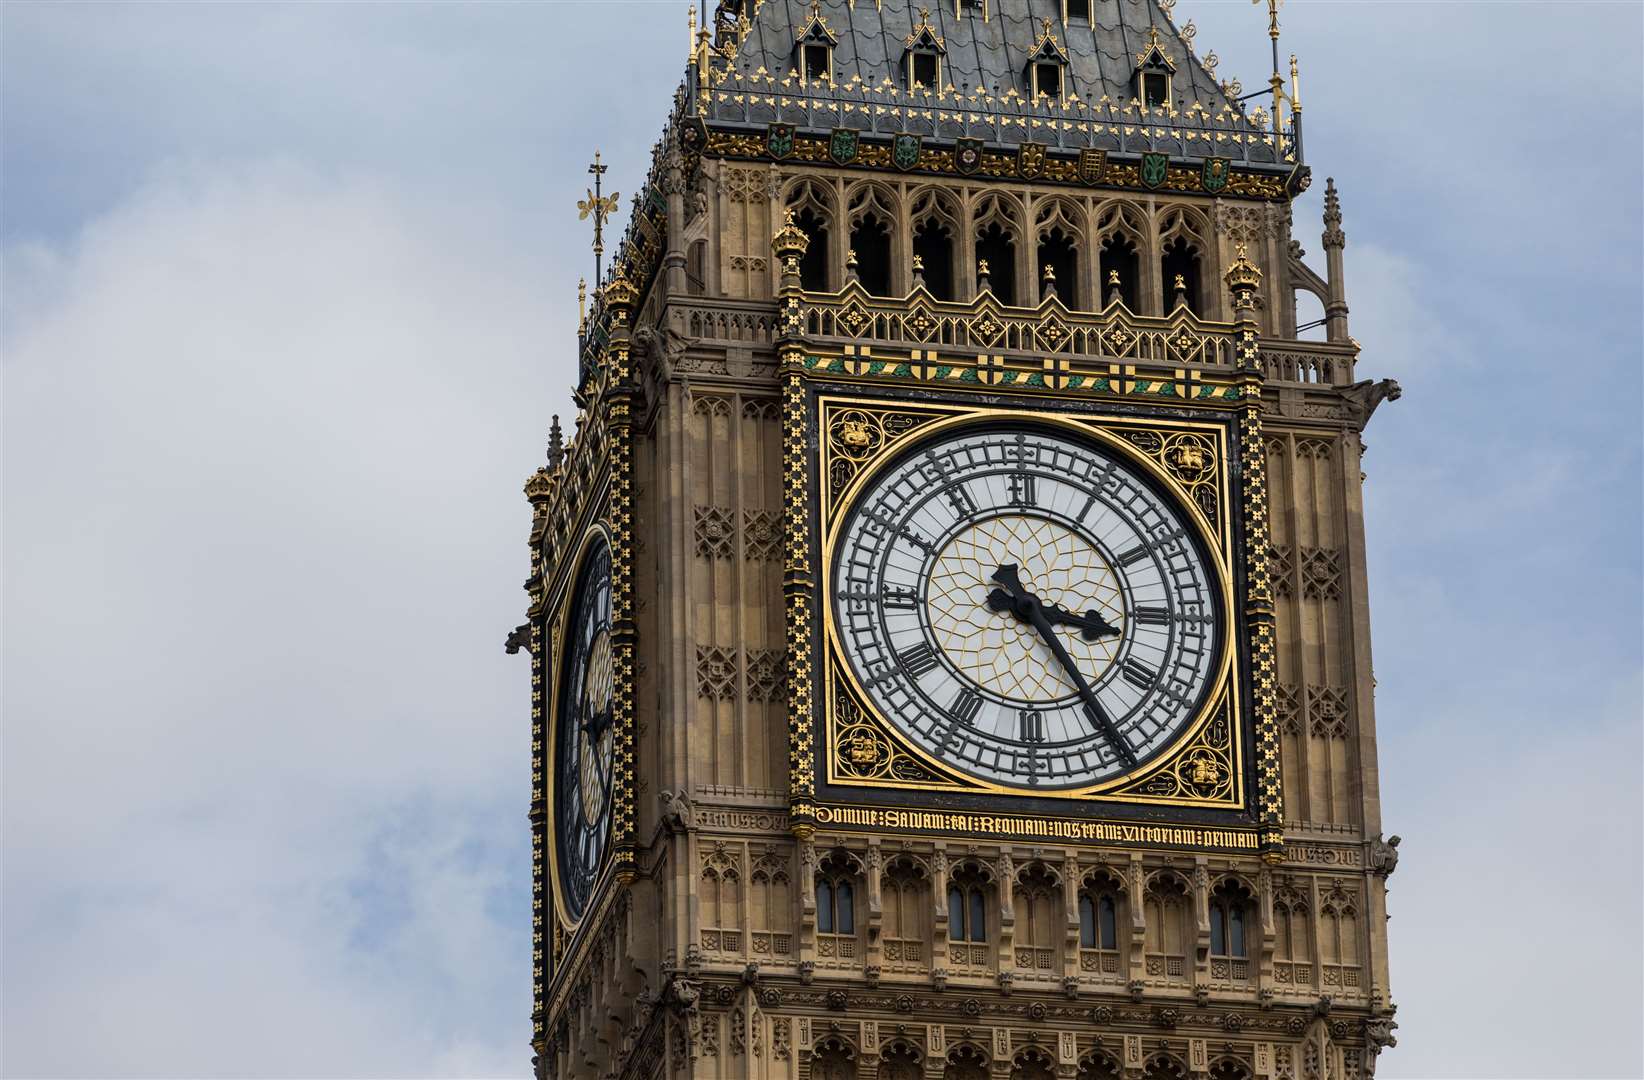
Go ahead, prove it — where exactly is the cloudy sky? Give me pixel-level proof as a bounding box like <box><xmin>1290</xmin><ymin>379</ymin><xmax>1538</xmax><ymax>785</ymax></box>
<box><xmin>2</xmin><ymin>2</ymin><xmax>1639</xmax><ymax>1078</ymax></box>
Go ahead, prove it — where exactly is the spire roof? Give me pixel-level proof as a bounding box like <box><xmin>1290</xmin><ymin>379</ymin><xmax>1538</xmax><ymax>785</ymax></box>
<box><xmin>702</xmin><ymin>0</ymin><xmax>1285</xmax><ymax>166</ymax></box>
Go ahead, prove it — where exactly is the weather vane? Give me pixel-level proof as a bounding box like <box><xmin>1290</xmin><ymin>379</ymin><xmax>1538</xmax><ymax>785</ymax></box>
<box><xmin>577</xmin><ymin>151</ymin><xmax>620</xmax><ymax>286</ymax></box>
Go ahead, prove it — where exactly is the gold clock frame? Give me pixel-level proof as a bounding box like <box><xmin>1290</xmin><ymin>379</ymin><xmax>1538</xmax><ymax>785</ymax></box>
<box><xmin>812</xmin><ymin>396</ymin><xmax>1244</xmax><ymax>808</ymax></box>
<box><xmin>544</xmin><ymin>522</ymin><xmax>619</xmax><ymax>932</ymax></box>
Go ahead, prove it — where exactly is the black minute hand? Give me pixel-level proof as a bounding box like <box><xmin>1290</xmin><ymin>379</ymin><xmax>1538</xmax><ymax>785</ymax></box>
<box><xmin>988</xmin><ymin>565</ymin><xmax>1138</xmax><ymax>767</ymax></box>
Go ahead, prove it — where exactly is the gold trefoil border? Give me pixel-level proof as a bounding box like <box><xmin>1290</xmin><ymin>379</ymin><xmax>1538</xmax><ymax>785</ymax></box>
<box><xmin>825</xmin><ymin>661</ymin><xmax>1241</xmax><ymax>808</ymax></box>
<box><xmin>808</xmin><ymin>395</ymin><xmax>1243</xmax><ymax>808</ymax></box>
<box><xmin>818</xmin><ymin>397</ymin><xmax>1229</xmax><ymax>550</ymax></box>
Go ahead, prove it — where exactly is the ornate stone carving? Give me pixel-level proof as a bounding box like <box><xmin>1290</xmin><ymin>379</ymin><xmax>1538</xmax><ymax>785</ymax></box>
<box><xmin>1300</xmin><ymin>547</ymin><xmax>1342</xmax><ymax>601</ymax></box>
<box><xmin>743</xmin><ymin>508</ymin><xmax>782</xmax><ymax>560</ymax></box>
<box><xmin>1306</xmin><ymin>685</ymin><xmax>1349</xmax><ymax>739</ymax></box>
<box><xmin>695</xmin><ymin>504</ymin><xmax>736</xmax><ymax>559</ymax></box>
<box><xmin>1366</xmin><ymin>836</ymin><xmax>1401</xmax><ymax>878</ymax></box>
<box><xmin>696</xmin><ymin>645</ymin><xmax>739</xmax><ymax>699</ymax></box>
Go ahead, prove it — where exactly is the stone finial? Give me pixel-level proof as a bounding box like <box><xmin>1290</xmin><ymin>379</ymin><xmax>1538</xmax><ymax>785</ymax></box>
<box><xmin>548</xmin><ymin>414</ymin><xmax>564</xmax><ymax>469</ymax></box>
<box><xmin>1323</xmin><ymin>177</ymin><xmax>1345</xmax><ymax>249</ymax></box>
<box><xmin>911</xmin><ymin>253</ymin><xmax>925</xmax><ymax>289</ymax></box>
<box><xmin>1040</xmin><ymin>263</ymin><xmax>1057</xmax><ymax>299</ymax></box>
<box><xmin>1172</xmin><ymin>273</ymin><xmax>1189</xmax><ymax>309</ymax></box>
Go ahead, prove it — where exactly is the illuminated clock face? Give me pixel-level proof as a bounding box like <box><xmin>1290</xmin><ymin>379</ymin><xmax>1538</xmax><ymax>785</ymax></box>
<box><xmin>830</xmin><ymin>424</ymin><xmax>1223</xmax><ymax>790</ymax></box>
<box><xmin>553</xmin><ymin>537</ymin><xmax>614</xmax><ymax>922</ymax></box>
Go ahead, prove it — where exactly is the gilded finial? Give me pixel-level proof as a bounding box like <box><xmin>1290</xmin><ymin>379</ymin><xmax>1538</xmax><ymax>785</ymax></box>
<box><xmin>977</xmin><ymin>258</ymin><xmax>990</xmax><ymax>276</ymax></box>
<box><xmin>846</xmin><ymin>248</ymin><xmax>859</xmax><ymax>267</ymax></box>
<box><xmin>578</xmin><ymin>151</ymin><xmax>620</xmax><ymax>284</ymax></box>
<box><xmin>577</xmin><ymin>277</ymin><xmax>587</xmax><ymax>330</ymax></box>
<box><xmin>1107</xmin><ymin>268</ymin><xmax>1120</xmax><ymax>285</ymax></box>
<box><xmin>772</xmin><ymin>209</ymin><xmax>810</xmax><ymax>259</ymax></box>
<box><xmin>1223</xmin><ymin>243</ymin><xmax>1262</xmax><ymax>293</ymax></box>
<box><xmin>1174</xmin><ymin>274</ymin><xmax>1187</xmax><ymax>290</ymax></box>
<box><xmin>1289</xmin><ymin>53</ymin><xmax>1302</xmax><ymax>111</ymax></box>
<box><xmin>912</xmin><ymin>253</ymin><xmax>925</xmax><ymax>272</ymax></box>
<box><xmin>1042</xmin><ymin>263</ymin><xmax>1055</xmax><ymax>282</ymax></box>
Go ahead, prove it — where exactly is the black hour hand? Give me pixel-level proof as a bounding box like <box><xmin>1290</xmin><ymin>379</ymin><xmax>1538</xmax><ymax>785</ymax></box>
<box><xmin>1042</xmin><ymin>604</ymin><xmax>1121</xmax><ymax>641</ymax></box>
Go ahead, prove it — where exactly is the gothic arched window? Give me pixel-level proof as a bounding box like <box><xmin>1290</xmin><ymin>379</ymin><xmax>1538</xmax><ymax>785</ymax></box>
<box><xmin>1209</xmin><ymin>881</ymin><xmax>1252</xmax><ymax>959</ymax></box>
<box><xmin>814</xmin><ymin>850</ymin><xmax>861</xmax><ymax>962</ymax></box>
<box><xmin>882</xmin><ymin>856</ymin><xmax>930</xmax><ymax>968</ymax></box>
<box><xmin>947</xmin><ymin>864</ymin><xmax>989</xmax><ymax>944</ymax></box>
<box><xmin>1143</xmin><ymin>873</ymin><xmax>1191</xmax><ymax>982</ymax></box>
<box><xmin>1099</xmin><ymin>233</ymin><xmax>1140</xmax><ymax>311</ymax></box>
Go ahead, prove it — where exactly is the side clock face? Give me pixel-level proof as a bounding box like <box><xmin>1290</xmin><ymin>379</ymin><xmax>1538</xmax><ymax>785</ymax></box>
<box><xmin>553</xmin><ymin>537</ymin><xmax>614</xmax><ymax>922</ymax></box>
<box><xmin>831</xmin><ymin>423</ymin><xmax>1223</xmax><ymax>790</ymax></box>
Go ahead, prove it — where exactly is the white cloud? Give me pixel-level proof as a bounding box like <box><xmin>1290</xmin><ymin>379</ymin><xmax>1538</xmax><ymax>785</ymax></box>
<box><xmin>3</xmin><ymin>161</ymin><xmax>566</xmax><ymax>1076</ymax></box>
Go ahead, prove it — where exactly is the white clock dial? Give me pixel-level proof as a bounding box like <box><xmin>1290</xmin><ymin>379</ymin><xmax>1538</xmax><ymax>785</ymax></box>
<box><xmin>830</xmin><ymin>423</ymin><xmax>1222</xmax><ymax>790</ymax></box>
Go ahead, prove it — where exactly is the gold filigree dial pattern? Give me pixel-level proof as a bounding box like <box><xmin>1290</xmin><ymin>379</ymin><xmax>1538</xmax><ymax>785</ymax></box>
<box><xmin>578</xmin><ymin>630</ymin><xmax>614</xmax><ymax>824</ymax></box>
<box><xmin>831</xmin><ymin>424</ymin><xmax>1221</xmax><ymax>790</ymax></box>
<box><xmin>927</xmin><ymin>516</ymin><xmax>1123</xmax><ymax>701</ymax></box>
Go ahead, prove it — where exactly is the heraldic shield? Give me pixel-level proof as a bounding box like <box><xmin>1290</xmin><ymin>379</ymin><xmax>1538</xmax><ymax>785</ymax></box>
<box><xmin>954</xmin><ymin>137</ymin><xmax>984</xmax><ymax>175</ymax></box>
<box><xmin>1017</xmin><ymin>141</ymin><xmax>1047</xmax><ymax>179</ymax></box>
<box><xmin>892</xmin><ymin>132</ymin><xmax>922</xmax><ymax>171</ymax></box>
<box><xmin>1201</xmin><ymin>156</ymin><xmax>1230</xmax><ymax>193</ymax></box>
<box><xmin>766</xmin><ymin>123</ymin><xmax>795</xmax><ymax>160</ymax></box>
<box><xmin>1078</xmin><ymin>148</ymin><xmax>1107</xmax><ymax>185</ymax></box>
<box><xmin>1141</xmin><ymin>151</ymin><xmax>1169</xmax><ymax>189</ymax></box>
<box><xmin>829</xmin><ymin>128</ymin><xmax>859</xmax><ymax>165</ymax></box>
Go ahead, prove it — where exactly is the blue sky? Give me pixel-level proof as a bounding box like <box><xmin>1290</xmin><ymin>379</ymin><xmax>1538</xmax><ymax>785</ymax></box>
<box><xmin>3</xmin><ymin>2</ymin><xmax>1640</xmax><ymax>1077</ymax></box>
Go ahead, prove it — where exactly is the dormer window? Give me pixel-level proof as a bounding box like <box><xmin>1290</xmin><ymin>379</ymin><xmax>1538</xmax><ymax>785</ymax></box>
<box><xmin>803</xmin><ymin>42</ymin><xmax>831</xmax><ymax>83</ymax></box>
<box><xmin>1134</xmin><ymin>26</ymin><xmax>1177</xmax><ymax>109</ymax></box>
<box><xmin>1032</xmin><ymin>61</ymin><xmax>1062</xmax><ymax>99</ymax></box>
<box><xmin>902</xmin><ymin>9</ymin><xmax>947</xmax><ymax>90</ymax></box>
<box><xmin>1024</xmin><ymin>18</ymin><xmax>1070</xmax><ymax>101</ymax></box>
<box><xmin>793</xmin><ymin>3</ymin><xmax>838</xmax><ymax>86</ymax></box>
<box><xmin>1065</xmin><ymin>0</ymin><xmax>1090</xmax><ymax>20</ymax></box>
<box><xmin>909</xmin><ymin>50</ymin><xmax>940</xmax><ymax>89</ymax></box>
<box><xmin>957</xmin><ymin>0</ymin><xmax>984</xmax><ymax>14</ymax></box>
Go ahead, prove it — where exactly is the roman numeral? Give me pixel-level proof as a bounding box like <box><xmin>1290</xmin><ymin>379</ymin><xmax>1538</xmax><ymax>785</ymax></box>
<box><xmin>899</xmin><ymin>643</ymin><xmax>939</xmax><ymax>678</ymax></box>
<box><xmin>949</xmin><ymin>688</ymin><xmax>982</xmax><ymax>728</ymax></box>
<box><xmin>1132</xmin><ymin>606</ymin><xmax>1171</xmax><ymax>625</ymax></box>
<box><xmin>1122</xmin><ymin>660</ymin><xmax>1158</xmax><ymax>690</ymax></box>
<box><xmin>1115</xmin><ymin>543</ymin><xmax>1151</xmax><ymax>567</ymax></box>
<box><xmin>1008</xmin><ymin>472</ymin><xmax>1038</xmax><ymax>507</ymax></box>
<box><xmin>883</xmin><ymin>586</ymin><xmax>919</xmax><ymax>610</ymax></box>
<box><xmin>923</xmin><ymin>451</ymin><xmax>978</xmax><ymax>516</ymax></box>
<box><xmin>1019</xmin><ymin>709</ymin><xmax>1044</xmax><ymax>743</ymax></box>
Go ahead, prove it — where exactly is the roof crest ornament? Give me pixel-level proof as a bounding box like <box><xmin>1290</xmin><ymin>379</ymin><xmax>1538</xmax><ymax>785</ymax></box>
<box><xmin>795</xmin><ymin>1</ymin><xmax>839</xmax><ymax>45</ymax></box>
<box><xmin>904</xmin><ymin>7</ymin><xmax>946</xmax><ymax>51</ymax></box>
<box><xmin>1029</xmin><ymin>18</ymin><xmax>1069</xmax><ymax>62</ymax></box>
<box><xmin>1136</xmin><ymin>26</ymin><xmax>1176</xmax><ymax>71</ymax></box>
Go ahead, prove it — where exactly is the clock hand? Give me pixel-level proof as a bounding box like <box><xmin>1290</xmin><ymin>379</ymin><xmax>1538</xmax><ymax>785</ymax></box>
<box><xmin>985</xmin><ymin>565</ymin><xmax>1121</xmax><ymax>641</ymax></box>
<box><xmin>987</xmin><ymin>565</ymin><xmax>1139</xmax><ymax>767</ymax></box>
<box><xmin>1040</xmin><ymin>602</ymin><xmax>1121</xmax><ymax>641</ymax></box>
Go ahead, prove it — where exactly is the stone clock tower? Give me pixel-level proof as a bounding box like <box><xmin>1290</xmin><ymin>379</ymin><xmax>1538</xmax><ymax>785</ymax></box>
<box><xmin>517</xmin><ymin>3</ymin><xmax>1402</xmax><ymax>1078</ymax></box>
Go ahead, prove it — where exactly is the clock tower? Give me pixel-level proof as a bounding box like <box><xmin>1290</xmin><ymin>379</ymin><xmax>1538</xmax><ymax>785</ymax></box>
<box><xmin>518</xmin><ymin>3</ymin><xmax>1402</xmax><ymax>1079</ymax></box>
